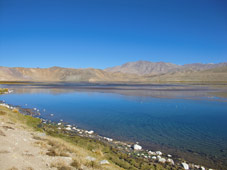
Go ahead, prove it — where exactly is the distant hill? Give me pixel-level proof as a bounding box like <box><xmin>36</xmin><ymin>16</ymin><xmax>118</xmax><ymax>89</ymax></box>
<box><xmin>146</xmin><ymin>66</ymin><xmax>227</xmax><ymax>83</ymax></box>
<box><xmin>0</xmin><ymin>66</ymin><xmax>146</xmax><ymax>82</ymax></box>
<box><xmin>0</xmin><ymin>61</ymin><xmax>227</xmax><ymax>83</ymax></box>
<box><xmin>105</xmin><ymin>61</ymin><xmax>227</xmax><ymax>75</ymax></box>
<box><xmin>105</xmin><ymin>61</ymin><xmax>181</xmax><ymax>75</ymax></box>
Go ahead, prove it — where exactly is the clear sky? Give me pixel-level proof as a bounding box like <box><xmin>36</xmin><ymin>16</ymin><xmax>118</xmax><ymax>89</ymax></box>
<box><xmin>0</xmin><ymin>0</ymin><xmax>226</xmax><ymax>69</ymax></box>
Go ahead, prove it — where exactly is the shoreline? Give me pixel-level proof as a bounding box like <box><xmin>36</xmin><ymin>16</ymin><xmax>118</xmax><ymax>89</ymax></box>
<box><xmin>0</xmin><ymin>98</ymin><xmax>217</xmax><ymax>170</ymax></box>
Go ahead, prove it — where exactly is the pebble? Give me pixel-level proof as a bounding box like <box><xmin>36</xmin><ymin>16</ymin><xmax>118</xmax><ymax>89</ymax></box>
<box><xmin>148</xmin><ymin>151</ymin><xmax>156</xmax><ymax>155</ymax></box>
<box><xmin>201</xmin><ymin>166</ymin><xmax>205</xmax><ymax>170</ymax></box>
<box><xmin>182</xmin><ymin>162</ymin><xmax>189</xmax><ymax>170</ymax></box>
<box><xmin>86</xmin><ymin>156</ymin><xmax>96</xmax><ymax>161</ymax></box>
<box><xmin>100</xmin><ymin>160</ymin><xmax>110</xmax><ymax>165</ymax></box>
<box><xmin>167</xmin><ymin>158</ymin><xmax>174</xmax><ymax>165</ymax></box>
<box><xmin>158</xmin><ymin>157</ymin><xmax>166</xmax><ymax>163</ymax></box>
<box><xmin>87</xmin><ymin>130</ymin><xmax>94</xmax><ymax>134</ymax></box>
<box><xmin>65</xmin><ymin>127</ymin><xmax>71</xmax><ymax>131</ymax></box>
<box><xmin>152</xmin><ymin>156</ymin><xmax>157</xmax><ymax>160</ymax></box>
<box><xmin>133</xmin><ymin>144</ymin><xmax>142</xmax><ymax>150</ymax></box>
<box><xmin>156</xmin><ymin>151</ymin><xmax>162</xmax><ymax>155</ymax></box>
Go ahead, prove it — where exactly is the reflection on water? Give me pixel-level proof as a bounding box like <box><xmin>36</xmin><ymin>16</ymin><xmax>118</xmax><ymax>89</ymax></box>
<box><xmin>0</xmin><ymin>83</ymin><xmax>227</xmax><ymax>168</ymax></box>
<box><xmin>1</xmin><ymin>83</ymin><xmax>227</xmax><ymax>100</ymax></box>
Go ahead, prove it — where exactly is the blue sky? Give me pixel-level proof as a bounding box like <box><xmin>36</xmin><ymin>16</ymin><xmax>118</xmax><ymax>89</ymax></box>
<box><xmin>0</xmin><ymin>0</ymin><xmax>226</xmax><ymax>69</ymax></box>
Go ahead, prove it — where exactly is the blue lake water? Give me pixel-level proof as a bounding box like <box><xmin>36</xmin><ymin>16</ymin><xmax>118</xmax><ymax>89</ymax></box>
<box><xmin>0</xmin><ymin>84</ymin><xmax>227</xmax><ymax>168</ymax></box>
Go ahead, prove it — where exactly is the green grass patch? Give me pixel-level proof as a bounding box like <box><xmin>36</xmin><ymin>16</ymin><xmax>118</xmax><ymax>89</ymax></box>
<box><xmin>0</xmin><ymin>88</ymin><xmax>8</xmax><ymax>94</ymax></box>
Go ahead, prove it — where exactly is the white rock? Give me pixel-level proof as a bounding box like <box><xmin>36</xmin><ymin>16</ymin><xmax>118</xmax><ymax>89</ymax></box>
<box><xmin>182</xmin><ymin>162</ymin><xmax>189</xmax><ymax>170</ymax></box>
<box><xmin>36</xmin><ymin>133</ymin><xmax>46</xmax><ymax>137</ymax></box>
<box><xmin>0</xmin><ymin>103</ymin><xmax>10</xmax><ymax>108</ymax></box>
<box><xmin>104</xmin><ymin>137</ymin><xmax>113</xmax><ymax>142</ymax></box>
<box><xmin>158</xmin><ymin>157</ymin><xmax>166</xmax><ymax>163</ymax></box>
<box><xmin>87</xmin><ymin>130</ymin><xmax>94</xmax><ymax>134</ymax></box>
<box><xmin>167</xmin><ymin>158</ymin><xmax>174</xmax><ymax>165</ymax></box>
<box><xmin>65</xmin><ymin>127</ymin><xmax>71</xmax><ymax>131</ymax></box>
<box><xmin>201</xmin><ymin>166</ymin><xmax>205</xmax><ymax>170</ymax></box>
<box><xmin>8</xmin><ymin>90</ymin><xmax>13</xmax><ymax>93</ymax></box>
<box><xmin>167</xmin><ymin>154</ymin><xmax>172</xmax><ymax>157</ymax></box>
<box><xmin>86</xmin><ymin>156</ymin><xmax>96</xmax><ymax>161</ymax></box>
<box><xmin>100</xmin><ymin>160</ymin><xmax>110</xmax><ymax>165</ymax></box>
<box><xmin>148</xmin><ymin>151</ymin><xmax>156</xmax><ymax>155</ymax></box>
<box><xmin>133</xmin><ymin>144</ymin><xmax>142</xmax><ymax>150</ymax></box>
<box><xmin>50</xmin><ymin>114</ymin><xmax>54</xmax><ymax>116</ymax></box>
<box><xmin>156</xmin><ymin>151</ymin><xmax>162</xmax><ymax>155</ymax></box>
<box><xmin>57</xmin><ymin>123</ymin><xmax>61</xmax><ymax>125</ymax></box>
<box><xmin>151</xmin><ymin>156</ymin><xmax>157</xmax><ymax>160</ymax></box>
<box><xmin>195</xmin><ymin>165</ymin><xmax>200</xmax><ymax>169</ymax></box>
<box><xmin>72</xmin><ymin>127</ymin><xmax>77</xmax><ymax>130</ymax></box>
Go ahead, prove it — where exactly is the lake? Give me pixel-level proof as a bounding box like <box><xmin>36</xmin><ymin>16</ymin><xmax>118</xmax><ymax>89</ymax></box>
<box><xmin>0</xmin><ymin>83</ymin><xmax>227</xmax><ymax>169</ymax></box>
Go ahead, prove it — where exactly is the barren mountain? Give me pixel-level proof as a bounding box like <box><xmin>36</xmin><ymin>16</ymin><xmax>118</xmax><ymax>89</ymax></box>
<box><xmin>105</xmin><ymin>61</ymin><xmax>181</xmax><ymax>75</ymax></box>
<box><xmin>105</xmin><ymin>61</ymin><xmax>227</xmax><ymax>75</ymax></box>
<box><xmin>0</xmin><ymin>66</ymin><xmax>145</xmax><ymax>82</ymax></box>
<box><xmin>147</xmin><ymin>66</ymin><xmax>227</xmax><ymax>82</ymax></box>
<box><xmin>182</xmin><ymin>63</ymin><xmax>227</xmax><ymax>71</ymax></box>
<box><xmin>0</xmin><ymin>61</ymin><xmax>227</xmax><ymax>83</ymax></box>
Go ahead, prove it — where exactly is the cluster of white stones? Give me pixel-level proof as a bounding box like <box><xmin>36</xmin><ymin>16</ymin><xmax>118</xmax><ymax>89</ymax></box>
<box><xmin>132</xmin><ymin>146</ymin><xmax>214</xmax><ymax>170</ymax></box>
<box><xmin>0</xmin><ymin>103</ymin><xmax>10</xmax><ymax>108</ymax></box>
<box><xmin>103</xmin><ymin>137</ymin><xmax>113</xmax><ymax>142</ymax></box>
<box><xmin>0</xmin><ymin>103</ymin><xmax>16</xmax><ymax>110</ymax></box>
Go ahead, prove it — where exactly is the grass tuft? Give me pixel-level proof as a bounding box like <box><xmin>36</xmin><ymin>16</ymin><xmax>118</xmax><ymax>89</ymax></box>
<box><xmin>70</xmin><ymin>158</ymin><xmax>81</xmax><ymax>169</ymax></box>
<box><xmin>0</xmin><ymin>111</ymin><xmax>6</xmax><ymax>115</ymax></box>
<box><xmin>85</xmin><ymin>160</ymin><xmax>101</xmax><ymax>169</ymax></box>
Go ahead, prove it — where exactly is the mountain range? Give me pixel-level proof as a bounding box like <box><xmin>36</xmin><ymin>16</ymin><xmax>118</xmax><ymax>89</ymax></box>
<box><xmin>105</xmin><ymin>61</ymin><xmax>227</xmax><ymax>75</ymax></box>
<box><xmin>0</xmin><ymin>61</ymin><xmax>227</xmax><ymax>83</ymax></box>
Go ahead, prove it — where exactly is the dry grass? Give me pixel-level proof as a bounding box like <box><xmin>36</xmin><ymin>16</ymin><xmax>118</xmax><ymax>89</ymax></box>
<box><xmin>34</xmin><ymin>140</ymin><xmax>48</xmax><ymax>149</ymax></box>
<box><xmin>93</xmin><ymin>149</ymin><xmax>104</xmax><ymax>157</ymax></box>
<box><xmin>85</xmin><ymin>161</ymin><xmax>102</xmax><ymax>169</ymax></box>
<box><xmin>70</xmin><ymin>158</ymin><xmax>81</xmax><ymax>169</ymax></box>
<box><xmin>47</xmin><ymin>147</ymin><xmax>70</xmax><ymax>157</ymax></box>
<box><xmin>0</xmin><ymin>111</ymin><xmax>6</xmax><ymax>115</ymax></box>
<box><xmin>51</xmin><ymin>160</ymin><xmax>72</xmax><ymax>170</ymax></box>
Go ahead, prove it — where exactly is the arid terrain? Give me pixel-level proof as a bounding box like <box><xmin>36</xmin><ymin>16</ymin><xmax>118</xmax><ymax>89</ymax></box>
<box><xmin>0</xmin><ymin>61</ymin><xmax>227</xmax><ymax>83</ymax></box>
